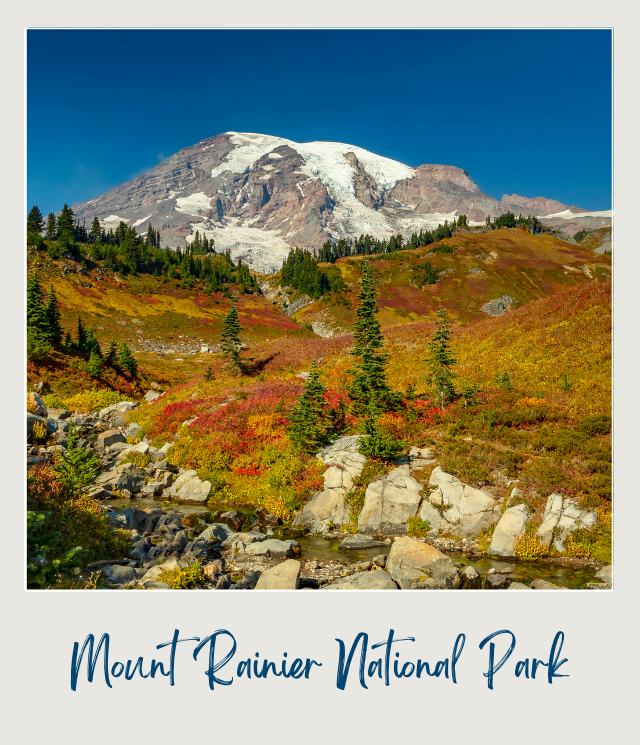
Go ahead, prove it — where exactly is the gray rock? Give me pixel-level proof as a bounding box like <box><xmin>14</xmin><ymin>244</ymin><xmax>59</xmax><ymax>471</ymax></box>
<box><xmin>419</xmin><ymin>467</ymin><xmax>501</xmax><ymax>537</ymax></box>
<box><xmin>358</xmin><ymin>465</ymin><xmax>424</xmax><ymax>534</ymax></box>
<box><xmin>100</xmin><ymin>564</ymin><xmax>138</xmax><ymax>586</ymax></box>
<box><xmin>461</xmin><ymin>565</ymin><xmax>481</xmax><ymax>589</ymax></box>
<box><xmin>95</xmin><ymin>462</ymin><xmax>146</xmax><ymax>493</ymax></box>
<box><xmin>99</xmin><ymin>401</ymin><xmax>136</xmax><ymax>420</ymax></box>
<box><xmin>255</xmin><ymin>559</ymin><xmax>301</xmax><ymax>589</ymax></box>
<box><xmin>143</xmin><ymin>581</ymin><xmax>171</xmax><ymax>589</ymax></box>
<box><xmin>489</xmin><ymin>504</ymin><xmax>530</xmax><ymax>557</ymax></box>
<box><xmin>164</xmin><ymin>470</ymin><xmax>212</xmax><ymax>503</ymax></box>
<box><xmin>221</xmin><ymin>531</ymin><xmax>266</xmax><ymax>551</ymax></box>
<box><xmin>28</xmin><ymin>392</ymin><xmax>48</xmax><ymax>417</ymax></box>
<box><xmin>339</xmin><ymin>534</ymin><xmax>387</xmax><ymax>550</ymax></box>
<box><xmin>322</xmin><ymin>570</ymin><xmax>398</xmax><ymax>589</ymax></box>
<box><xmin>144</xmin><ymin>389</ymin><xmax>162</xmax><ymax>402</ymax></box>
<box><xmin>294</xmin><ymin>488</ymin><xmax>350</xmax><ymax>533</ymax></box>
<box><xmin>536</xmin><ymin>493</ymin><xmax>597</xmax><ymax>552</ymax></box>
<box><xmin>140</xmin><ymin>557</ymin><xmax>182</xmax><ymax>584</ymax></box>
<box><xmin>96</xmin><ymin>429</ymin><xmax>126</xmax><ymax>450</ymax></box>
<box><xmin>197</xmin><ymin>523</ymin><xmax>232</xmax><ymax>543</ymax></box>
<box><xmin>385</xmin><ymin>536</ymin><xmax>460</xmax><ymax>589</ymax></box>
<box><xmin>530</xmin><ymin>579</ymin><xmax>565</xmax><ymax>590</ymax></box>
<box><xmin>126</xmin><ymin>422</ymin><xmax>142</xmax><ymax>439</ymax></box>
<box><xmin>485</xmin><ymin>573</ymin><xmax>509</xmax><ymax>589</ymax></box>
<box><xmin>508</xmin><ymin>581</ymin><xmax>533</xmax><ymax>590</ymax></box>
<box><xmin>244</xmin><ymin>538</ymin><xmax>300</xmax><ymax>559</ymax></box>
<box><xmin>595</xmin><ymin>565</ymin><xmax>612</xmax><ymax>585</ymax></box>
<box><xmin>481</xmin><ymin>294</ymin><xmax>513</xmax><ymax>317</ymax></box>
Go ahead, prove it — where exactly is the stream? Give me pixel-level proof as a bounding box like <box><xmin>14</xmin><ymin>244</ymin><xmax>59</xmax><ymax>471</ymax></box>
<box><xmin>101</xmin><ymin>497</ymin><xmax>599</xmax><ymax>589</ymax></box>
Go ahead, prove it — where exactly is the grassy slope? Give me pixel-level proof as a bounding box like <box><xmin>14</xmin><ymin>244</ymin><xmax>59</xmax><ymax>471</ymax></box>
<box><xmin>294</xmin><ymin>228</ymin><xmax>611</xmax><ymax>331</ymax></box>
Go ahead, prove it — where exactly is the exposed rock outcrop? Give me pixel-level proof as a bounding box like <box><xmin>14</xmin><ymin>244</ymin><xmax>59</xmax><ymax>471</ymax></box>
<box><xmin>489</xmin><ymin>504</ymin><xmax>530</xmax><ymax>557</ymax></box>
<box><xmin>385</xmin><ymin>536</ymin><xmax>460</xmax><ymax>589</ymax></box>
<box><xmin>536</xmin><ymin>493</ymin><xmax>597</xmax><ymax>551</ymax></box>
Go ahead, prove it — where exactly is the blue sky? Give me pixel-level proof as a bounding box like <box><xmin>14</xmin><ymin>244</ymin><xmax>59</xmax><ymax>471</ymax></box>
<box><xmin>27</xmin><ymin>29</ymin><xmax>612</xmax><ymax>214</ymax></box>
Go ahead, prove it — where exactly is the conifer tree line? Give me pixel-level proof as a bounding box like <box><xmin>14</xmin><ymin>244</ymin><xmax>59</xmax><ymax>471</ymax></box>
<box><xmin>485</xmin><ymin>212</ymin><xmax>543</xmax><ymax>233</ymax></box>
<box><xmin>288</xmin><ymin>262</ymin><xmax>458</xmax><ymax>458</ymax></box>
<box><xmin>280</xmin><ymin>248</ymin><xmax>345</xmax><ymax>298</ymax></box>
<box><xmin>27</xmin><ymin>204</ymin><xmax>259</xmax><ymax>294</ymax></box>
<box><xmin>27</xmin><ymin>273</ymin><xmax>138</xmax><ymax>377</ymax></box>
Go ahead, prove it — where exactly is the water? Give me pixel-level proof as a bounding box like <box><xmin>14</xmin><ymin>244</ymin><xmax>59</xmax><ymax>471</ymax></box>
<box><xmin>101</xmin><ymin>497</ymin><xmax>599</xmax><ymax>588</ymax></box>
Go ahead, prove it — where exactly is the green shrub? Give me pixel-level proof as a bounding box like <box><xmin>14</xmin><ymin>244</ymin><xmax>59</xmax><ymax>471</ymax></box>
<box><xmin>407</xmin><ymin>515</ymin><xmax>431</xmax><ymax>537</ymax></box>
<box><xmin>158</xmin><ymin>561</ymin><xmax>205</xmax><ymax>589</ymax></box>
<box><xmin>579</xmin><ymin>414</ymin><xmax>612</xmax><ymax>436</ymax></box>
<box><xmin>513</xmin><ymin>532</ymin><xmax>549</xmax><ymax>560</ymax></box>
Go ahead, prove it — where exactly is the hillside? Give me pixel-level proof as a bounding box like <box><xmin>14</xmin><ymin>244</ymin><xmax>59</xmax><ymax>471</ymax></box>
<box><xmin>287</xmin><ymin>228</ymin><xmax>611</xmax><ymax>332</ymax></box>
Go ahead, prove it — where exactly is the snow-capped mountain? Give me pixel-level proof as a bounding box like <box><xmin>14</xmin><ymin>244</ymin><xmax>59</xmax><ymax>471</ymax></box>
<box><xmin>73</xmin><ymin>132</ymin><xmax>612</xmax><ymax>273</ymax></box>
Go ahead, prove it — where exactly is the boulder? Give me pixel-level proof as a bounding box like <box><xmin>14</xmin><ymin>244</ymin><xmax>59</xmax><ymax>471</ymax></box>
<box><xmin>139</xmin><ymin>557</ymin><xmax>182</xmax><ymax>584</ymax></box>
<box><xmin>339</xmin><ymin>534</ymin><xmax>387</xmax><ymax>550</ymax></box>
<box><xmin>96</xmin><ymin>462</ymin><xmax>146</xmax><ymax>493</ymax></box>
<box><xmin>536</xmin><ymin>493</ymin><xmax>597</xmax><ymax>551</ymax></box>
<box><xmin>164</xmin><ymin>470</ymin><xmax>212</xmax><ymax>503</ymax></box>
<box><xmin>489</xmin><ymin>504</ymin><xmax>530</xmax><ymax>557</ymax></box>
<box><xmin>418</xmin><ymin>467</ymin><xmax>501</xmax><ymax>537</ymax></box>
<box><xmin>244</xmin><ymin>538</ymin><xmax>300</xmax><ymax>559</ymax></box>
<box><xmin>317</xmin><ymin>435</ymin><xmax>366</xmax><ymax>478</ymax></box>
<box><xmin>100</xmin><ymin>564</ymin><xmax>138</xmax><ymax>587</ymax></box>
<box><xmin>255</xmin><ymin>559</ymin><xmax>301</xmax><ymax>589</ymax></box>
<box><xmin>221</xmin><ymin>531</ymin><xmax>266</xmax><ymax>551</ymax></box>
<box><xmin>126</xmin><ymin>422</ymin><xmax>142</xmax><ymax>439</ymax></box>
<box><xmin>322</xmin><ymin>570</ymin><xmax>398</xmax><ymax>589</ymax></box>
<box><xmin>385</xmin><ymin>536</ymin><xmax>460</xmax><ymax>589</ymax></box>
<box><xmin>99</xmin><ymin>401</ymin><xmax>136</xmax><ymax>420</ymax></box>
<box><xmin>196</xmin><ymin>524</ymin><xmax>232</xmax><ymax>543</ymax></box>
<box><xmin>294</xmin><ymin>488</ymin><xmax>350</xmax><ymax>533</ymax></box>
<box><xmin>27</xmin><ymin>391</ymin><xmax>48</xmax><ymax>417</ymax></box>
<box><xmin>96</xmin><ymin>429</ymin><xmax>126</xmax><ymax>450</ymax></box>
<box><xmin>508</xmin><ymin>582</ymin><xmax>533</xmax><ymax>590</ymax></box>
<box><xmin>460</xmin><ymin>565</ymin><xmax>481</xmax><ymax>589</ymax></box>
<box><xmin>358</xmin><ymin>465</ymin><xmax>424</xmax><ymax>534</ymax></box>
<box><xmin>595</xmin><ymin>565</ymin><xmax>612</xmax><ymax>586</ymax></box>
<box><xmin>407</xmin><ymin>446</ymin><xmax>435</xmax><ymax>471</ymax></box>
<box><xmin>144</xmin><ymin>389</ymin><xmax>162</xmax><ymax>403</ymax></box>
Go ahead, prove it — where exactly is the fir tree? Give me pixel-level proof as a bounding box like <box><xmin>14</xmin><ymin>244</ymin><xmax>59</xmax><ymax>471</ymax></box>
<box><xmin>27</xmin><ymin>273</ymin><xmax>51</xmax><ymax>359</ymax></box>
<box><xmin>426</xmin><ymin>309</ymin><xmax>456</xmax><ymax>406</ymax></box>
<box><xmin>118</xmin><ymin>342</ymin><xmax>138</xmax><ymax>377</ymax></box>
<box><xmin>89</xmin><ymin>217</ymin><xmax>102</xmax><ymax>243</ymax></box>
<box><xmin>57</xmin><ymin>204</ymin><xmax>75</xmax><ymax>241</ymax></box>
<box><xmin>220</xmin><ymin>301</ymin><xmax>243</xmax><ymax>373</ymax></box>
<box><xmin>104</xmin><ymin>340</ymin><xmax>118</xmax><ymax>368</ymax></box>
<box><xmin>358</xmin><ymin>400</ymin><xmax>403</xmax><ymax>460</ymax></box>
<box><xmin>54</xmin><ymin>424</ymin><xmax>101</xmax><ymax>495</ymax></box>
<box><xmin>85</xmin><ymin>348</ymin><xmax>104</xmax><ymax>377</ymax></box>
<box><xmin>288</xmin><ymin>362</ymin><xmax>331</xmax><ymax>453</ymax></box>
<box><xmin>27</xmin><ymin>205</ymin><xmax>44</xmax><ymax>236</ymax></box>
<box><xmin>347</xmin><ymin>262</ymin><xmax>397</xmax><ymax>414</ymax></box>
<box><xmin>45</xmin><ymin>212</ymin><xmax>57</xmax><ymax>240</ymax></box>
<box><xmin>76</xmin><ymin>317</ymin><xmax>88</xmax><ymax>352</ymax></box>
<box><xmin>45</xmin><ymin>287</ymin><xmax>63</xmax><ymax>348</ymax></box>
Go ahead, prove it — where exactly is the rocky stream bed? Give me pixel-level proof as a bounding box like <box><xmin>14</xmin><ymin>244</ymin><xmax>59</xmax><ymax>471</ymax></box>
<box><xmin>27</xmin><ymin>394</ymin><xmax>611</xmax><ymax>590</ymax></box>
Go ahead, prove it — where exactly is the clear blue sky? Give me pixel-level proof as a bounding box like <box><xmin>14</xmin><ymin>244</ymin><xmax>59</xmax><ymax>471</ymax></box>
<box><xmin>27</xmin><ymin>29</ymin><xmax>612</xmax><ymax>214</ymax></box>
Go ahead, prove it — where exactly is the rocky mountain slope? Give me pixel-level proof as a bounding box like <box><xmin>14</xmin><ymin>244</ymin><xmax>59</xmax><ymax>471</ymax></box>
<box><xmin>73</xmin><ymin>131</ymin><xmax>612</xmax><ymax>272</ymax></box>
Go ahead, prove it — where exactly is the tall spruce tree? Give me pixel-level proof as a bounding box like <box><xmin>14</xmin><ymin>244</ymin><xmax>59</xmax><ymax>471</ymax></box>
<box><xmin>89</xmin><ymin>217</ymin><xmax>102</xmax><ymax>244</ymax></box>
<box><xmin>347</xmin><ymin>262</ymin><xmax>397</xmax><ymax>414</ymax></box>
<box><xmin>76</xmin><ymin>318</ymin><xmax>88</xmax><ymax>352</ymax></box>
<box><xmin>57</xmin><ymin>204</ymin><xmax>75</xmax><ymax>241</ymax></box>
<box><xmin>27</xmin><ymin>273</ymin><xmax>51</xmax><ymax>359</ymax></box>
<box><xmin>45</xmin><ymin>212</ymin><xmax>57</xmax><ymax>240</ymax></box>
<box><xmin>27</xmin><ymin>206</ymin><xmax>44</xmax><ymax>236</ymax></box>
<box><xmin>220</xmin><ymin>301</ymin><xmax>243</xmax><ymax>373</ymax></box>
<box><xmin>44</xmin><ymin>287</ymin><xmax>63</xmax><ymax>348</ymax></box>
<box><xmin>288</xmin><ymin>362</ymin><xmax>330</xmax><ymax>453</ymax></box>
<box><xmin>426</xmin><ymin>309</ymin><xmax>456</xmax><ymax>406</ymax></box>
<box><xmin>118</xmin><ymin>342</ymin><xmax>138</xmax><ymax>377</ymax></box>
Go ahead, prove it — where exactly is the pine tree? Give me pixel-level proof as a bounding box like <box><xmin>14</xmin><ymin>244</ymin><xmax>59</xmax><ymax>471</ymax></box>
<box><xmin>118</xmin><ymin>342</ymin><xmax>138</xmax><ymax>377</ymax></box>
<box><xmin>54</xmin><ymin>424</ymin><xmax>101</xmax><ymax>495</ymax></box>
<box><xmin>76</xmin><ymin>317</ymin><xmax>88</xmax><ymax>352</ymax></box>
<box><xmin>347</xmin><ymin>262</ymin><xmax>397</xmax><ymax>415</ymax></box>
<box><xmin>85</xmin><ymin>348</ymin><xmax>104</xmax><ymax>377</ymax></box>
<box><xmin>104</xmin><ymin>340</ymin><xmax>118</xmax><ymax>368</ymax></box>
<box><xmin>89</xmin><ymin>217</ymin><xmax>102</xmax><ymax>243</ymax></box>
<box><xmin>57</xmin><ymin>204</ymin><xmax>75</xmax><ymax>241</ymax></box>
<box><xmin>220</xmin><ymin>301</ymin><xmax>243</xmax><ymax>373</ymax></box>
<box><xmin>44</xmin><ymin>287</ymin><xmax>63</xmax><ymax>349</ymax></box>
<box><xmin>27</xmin><ymin>205</ymin><xmax>44</xmax><ymax>235</ymax></box>
<box><xmin>27</xmin><ymin>273</ymin><xmax>51</xmax><ymax>359</ymax></box>
<box><xmin>46</xmin><ymin>212</ymin><xmax>57</xmax><ymax>240</ymax></box>
<box><xmin>426</xmin><ymin>309</ymin><xmax>456</xmax><ymax>406</ymax></box>
<box><xmin>288</xmin><ymin>362</ymin><xmax>331</xmax><ymax>453</ymax></box>
<box><xmin>358</xmin><ymin>400</ymin><xmax>403</xmax><ymax>460</ymax></box>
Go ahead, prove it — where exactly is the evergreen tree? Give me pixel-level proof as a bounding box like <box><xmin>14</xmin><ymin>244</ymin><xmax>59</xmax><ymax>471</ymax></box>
<box><xmin>46</xmin><ymin>212</ymin><xmax>57</xmax><ymax>240</ymax></box>
<box><xmin>75</xmin><ymin>317</ymin><xmax>88</xmax><ymax>352</ymax></box>
<box><xmin>27</xmin><ymin>273</ymin><xmax>51</xmax><ymax>359</ymax></box>
<box><xmin>54</xmin><ymin>424</ymin><xmax>101</xmax><ymax>495</ymax></box>
<box><xmin>347</xmin><ymin>262</ymin><xmax>397</xmax><ymax>414</ymax></box>
<box><xmin>85</xmin><ymin>348</ymin><xmax>104</xmax><ymax>377</ymax></box>
<box><xmin>426</xmin><ymin>309</ymin><xmax>456</xmax><ymax>406</ymax></box>
<box><xmin>27</xmin><ymin>205</ymin><xmax>44</xmax><ymax>236</ymax></box>
<box><xmin>118</xmin><ymin>342</ymin><xmax>138</xmax><ymax>377</ymax></box>
<box><xmin>104</xmin><ymin>340</ymin><xmax>118</xmax><ymax>368</ymax></box>
<box><xmin>220</xmin><ymin>301</ymin><xmax>243</xmax><ymax>373</ymax></box>
<box><xmin>57</xmin><ymin>204</ymin><xmax>75</xmax><ymax>241</ymax></box>
<box><xmin>44</xmin><ymin>287</ymin><xmax>63</xmax><ymax>349</ymax></box>
<box><xmin>358</xmin><ymin>400</ymin><xmax>403</xmax><ymax>460</ymax></box>
<box><xmin>89</xmin><ymin>217</ymin><xmax>102</xmax><ymax>244</ymax></box>
<box><xmin>288</xmin><ymin>362</ymin><xmax>331</xmax><ymax>453</ymax></box>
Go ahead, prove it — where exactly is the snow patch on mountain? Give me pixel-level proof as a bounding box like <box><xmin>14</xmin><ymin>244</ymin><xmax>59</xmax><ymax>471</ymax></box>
<box><xmin>210</xmin><ymin>132</ymin><xmax>290</xmax><ymax>178</ymax></box>
<box><xmin>187</xmin><ymin>218</ymin><xmax>291</xmax><ymax>274</ymax></box>
<box><xmin>175</xmin><ymin>192</ymin><xmax>213</xmax><ymax>217</ymax></box>
<box><xmin>539</xmin><ymin>209</ymin><xmax>613</xmax><ymax>220</ymax></box>
<box><xmin>100</xmin><ymin>214</ymin><xmax>128</xmax><ymax>229</ymax></box>
<box><xmin>132</xmin><ymin>215</ymin><xmax>152</xmax><ymax>228</ymax></box>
